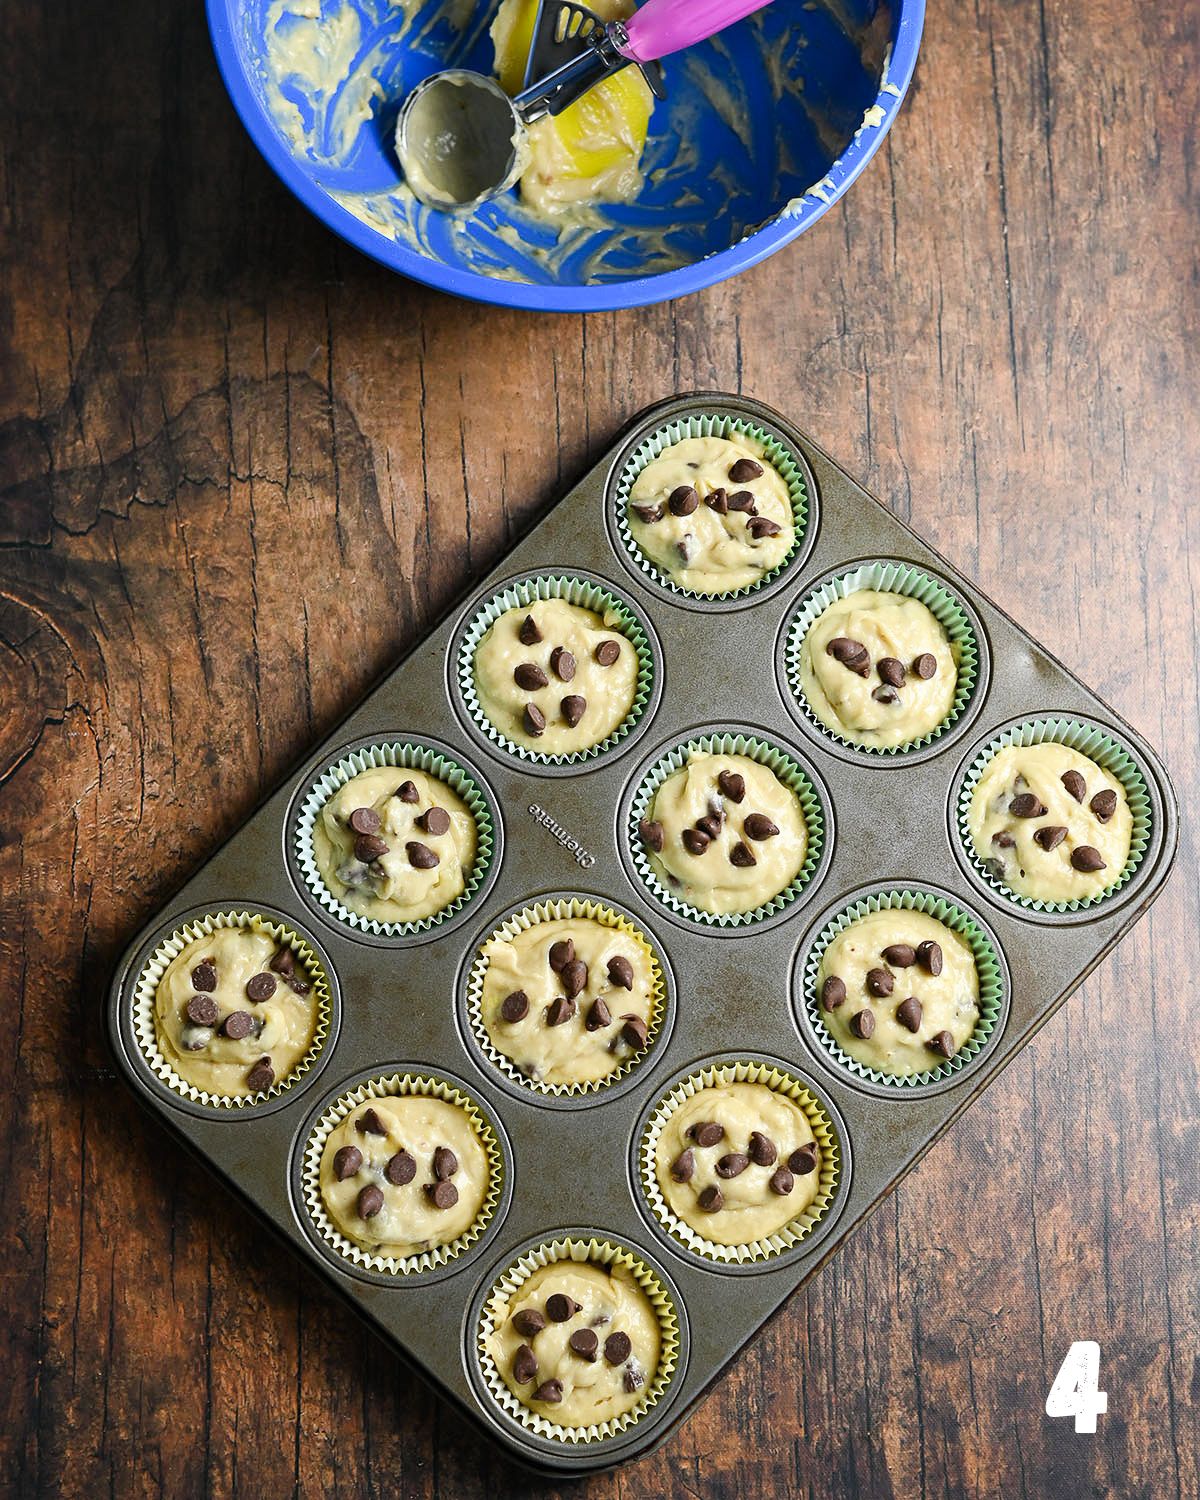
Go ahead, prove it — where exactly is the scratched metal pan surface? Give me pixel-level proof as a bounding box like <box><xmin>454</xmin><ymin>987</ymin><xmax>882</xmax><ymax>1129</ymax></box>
<box><xmin>106</xmin><ymin>392</ymin><xmax>1178</xmax><ymax>1476</ymax></box>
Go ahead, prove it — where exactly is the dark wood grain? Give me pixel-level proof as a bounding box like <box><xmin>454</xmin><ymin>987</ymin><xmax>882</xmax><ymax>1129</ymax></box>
<box><xmin>2</xmin><ymin>0</ymin><xmax>1197</xmax><ymax>1495</ymax></box>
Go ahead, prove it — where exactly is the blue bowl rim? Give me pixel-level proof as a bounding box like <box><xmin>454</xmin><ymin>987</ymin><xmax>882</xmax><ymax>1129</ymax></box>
<box><xmin>206</xmin><ymin>0</ymin><xmax>926</xmax><ymax>312</ymax></box>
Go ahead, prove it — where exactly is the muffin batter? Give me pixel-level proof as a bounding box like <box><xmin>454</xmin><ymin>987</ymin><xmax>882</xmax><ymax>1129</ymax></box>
<box><xmin>798</xmin><ymin>589</ymin><xmax>959</xmax><ymax>749</ymax></box>
<box><xmin>473</xmin><ymin>597</ymin><xmax>637</xmax><ymax>755</ymax></box>
<box><xmin>154</xmin><ymin>926</ymin><xmax>318</xmax><ymax>1097</ymax></box>
<box><xmin>639</xmin><ymin>751</ymin><xmax>807</xmax><ymax>915</ymax></box>
<box><xmin>312</xmin><ymin>765</ymin><xmax>477</xmax><ymax>924</ymax></box>
<box><xmin>479</xmin><ymin>917</ymin><xmax>655</xmax><ymax>1087</ymax></box>
<box><xmin>320</xmin><ymin>1095</ymin><xmax>489</xmax><ymax>1259</ymax></box>
<box><xmin>627</xmin><ymin>436</ymin><xmax>795</xmax><ymax>594</ymax></box>
<box><xmin>968</xmin><ymin>742</ymin><xmax>1132</xmax><ymax>902</ymax></box>
<box><xmin>654</xmin><ymin>1081</ymin><xmax>822</xmax><ymax>1246</ymax></box>
<box><xmin>816</xmin><ymin>909</ymin><xmax>980</xmax><ymax>1075</ymax></box>
<box><xmin>488</xmin><ymin>1259</ymin><xmax>662</xmax><ymax>1427</ymax></box>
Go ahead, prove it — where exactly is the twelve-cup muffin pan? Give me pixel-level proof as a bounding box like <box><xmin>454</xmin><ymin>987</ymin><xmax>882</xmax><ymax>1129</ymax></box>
<box><xmin>107</xmin><ymin>392</ymin><xmax>1178</xmax><ymax>1475</ymax></box>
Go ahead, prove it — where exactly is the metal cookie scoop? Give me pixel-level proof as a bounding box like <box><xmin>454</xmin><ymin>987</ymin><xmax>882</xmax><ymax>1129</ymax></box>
<box><xmin>396</xmin><ymin>0</ymin><xmax>774</xmax><ymax>212</ymax></box>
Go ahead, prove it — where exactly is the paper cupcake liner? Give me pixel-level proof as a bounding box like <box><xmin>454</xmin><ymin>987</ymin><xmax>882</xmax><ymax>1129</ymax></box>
<box><xmin>628</xmin><ymin>732</ymin><xmax>828</xmax><ymax>928</ymax></box>
<box><xmin>638</xmin><ymin>1061</ymin><xmax>841</xmax><ymax>1265</ymax></box>
<box><xmin>782</xmin><ymin>561</ymin><xmax>981</xmax><ymax>756</ymax></box>
<box><xmin>456</xmin><ymin>574</ymin><xmax>656</xmax><ymax>766</ymax></box>
<box><xmin>300</xmin><ymin>1072</ymin><xmax>505</xmax><ymax>1276</ymax></box>
<box><xmin>955</xmin><ymin>717</ymin><xmax>1153</xmax><ymax>913</ymax></box>
<box><xmin>799</xmin><ymin>889</ymin><xmax>1006</xmax><ymax>1089</ymax></box>
<box><xmin>476</xmin><ymin>1236</ymin><xmax>680</xmax><ymax>1444</ymax></box>
<box><xmin>611</xmin><ymin>411</ymin><xmax>812</xmax><ymax>602</ymax></box>
<box><xmin>131</xmin><ymin>910</ymin><xmax>333</xmax><ymax>1111</ymax></box>
<box><xmin>465</xmin><ymin>899</ymin><xmax>667</xmax><ymax>1097</ymax></box>
<box><xmin>294</xmin><ymin>741</ymin><xmax>497</xmax><ymax>938</ymax></box>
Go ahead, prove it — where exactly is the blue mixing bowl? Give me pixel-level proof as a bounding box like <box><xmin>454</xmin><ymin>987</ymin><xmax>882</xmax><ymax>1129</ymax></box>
<box><xmin>209</xmin><ymin>0</ymin><xmax>923</xmax><ymax>311</ymax></box>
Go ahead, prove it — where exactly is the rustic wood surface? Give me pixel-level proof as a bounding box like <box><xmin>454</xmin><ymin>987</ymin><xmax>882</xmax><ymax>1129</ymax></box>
<box><xmin>1</xmin><ymin>0</ymin><xmax>1196</xmax><ymax>1494</ymax></box>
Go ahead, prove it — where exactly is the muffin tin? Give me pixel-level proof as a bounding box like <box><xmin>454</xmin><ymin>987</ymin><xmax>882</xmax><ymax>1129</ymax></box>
<box><xmin>106</xmin><ymin>392</ymin><xmax>1178</xmax><ymax>1475</ymax></box>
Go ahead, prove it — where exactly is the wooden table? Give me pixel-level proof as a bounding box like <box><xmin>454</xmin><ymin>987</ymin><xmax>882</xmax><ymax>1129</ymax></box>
<box><xmin>2</xmin><ymin>0</ymin><xmax>1196</xmax><ymax>1494</ymax></box>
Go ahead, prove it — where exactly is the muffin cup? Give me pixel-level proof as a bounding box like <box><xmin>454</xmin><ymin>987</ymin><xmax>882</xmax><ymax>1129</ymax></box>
<box><xmin>130</xmin><ymin>909</ymin><xmax>334</xmax><ymax>1112</ymax></box>
<box><xmin>610</xmin><ymin>410</ymin><xmax>813</xmax><ymax>604</ymax></box>
<box><xmin>953</xmin><ymin>716</ymin><xmax>1154</xmax><ymax>915</ymax></box>
<box><xmin>455</xmin><ymin>573</ymin><xmax>657</xmax><ymax>767</ymax></box>
<box><xmin>463</xmin><ymin>897</ymin><xmax>669</xmax><ymax>1099</ymax></box>
<box><xmin>637</xmin><ymin>1059</ymin><xmax>842</xmax><ymax>1266</ymax></box>
<box><xmin>293</xmin><ymin>739</ymin><xmax>499</xmax><ymax>939</ymax></box>
<box><xmin>626</xmin><ymin>730</ymin><xmax>830</xmax><ymax>929</ymax></box>
<box><xmin>299</xmin><ymin>1070</ymin><xmax>506</xmax><ymax>1277</ymax></box>
<box><xmin>779</xmin><ymin>559</ymin><xmax>985</xmax><ymax>759</ymax></box>
<box><xmin>474</xmin><ymin>1235</ymin><xmax>681</xmax><ymax>1444</ymax></box>
<box><xmin>797</xmin><ymin>886</ymin><xmax>1008</xmax><ymax>1092</ymax></box>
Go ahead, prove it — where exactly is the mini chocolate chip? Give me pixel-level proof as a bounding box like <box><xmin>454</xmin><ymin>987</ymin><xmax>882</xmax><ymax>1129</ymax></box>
<box><xmin>620</xmin><ymin>1014</ymin><xmax>648</xmax><ymax>1049</ymax></box>
<box><xmin>607</xmin><ymin>954</ymin><xmax>634</xmax><ymax>989</ymax></box>
<box><xmin>246</xmin><ymin>1056</ymin><xmax>275</xmax><ymax>1092</ymax></box>
<box><xmin>747</xmin><ymin>516</ymin><xmax>782</xmax><ymax>539</ymax></box>
<box><xmin>877</xmin><ymin>657</ymin><xmax>906</xmax><ymax>688</ymax></box>
<box><xmin>1071</xmin><ymin>845</ymin><xmax>1107</xmax><ymax>872</ymax></box>
<box><xmin>518</xmin><ymin>614</ymin><xmax>543</xmax><ymax>645</ymax></box>
<box><xmin>514</xmin><ymin>662</ymin><xmax>548</xmax><ymax>690</ymax></box>
<box><xmin>623</xmin><ymin>1367</ymin><xmax>645</xmax><ymax>1393</ymax></box>
<box><xmin>385</xmin><ymin>1150</ymin><xmax>416</xmax><ymax>1186</ymax></box>
<box><xmin>895</xmin><ymin>996</ymin><xmax>923</xmax><ymax>1032</ymax></box>
<box><xmin>546</xmin><ymin>995</ymin><xmax>577</xmax><ymax>1026</ymax></box>
<box><xmin>698</xmin><ymin>1185</ymin><xmax>725</xmax><ymax>1212</ymax></box>
<box><xmin>911</xmin><ymin>653</ymin><xmax>937</xmax><ymax>679</ymax></box>
<box><xmin>1090</xmin><ymin>788</ymin><xmax>1118</xmax><ymax>822</ymax></box>
<box><xmin>928</xmin><ymin>1030</ymin><xmax>956</xmax><ymax>1058</ymax></box>
<box><xmin>788</xmin><ymin>1143</ymin><xmax>818</xmax><ymax>1175</ymax></box>
<box><xmin>670</xmin><ymin>1148</ymin><xmax>695</xmax><ymax>1183</ymax></box>
<box><xmin>396</xmin><ymin>779</ymin><xmax>419</xmax><ymax>803</ymax></box>
<box><xmin>690</xmin><ymin>1121</ymin><xmax>725</xmax><ymax>1148</ymax></box>
<box><xmin>419</xmin><ymin>806</ymin><xmax>451</xmax><ymax>836</ymax></box>
<box><xmin>569</xmin><ymin>1329</ymin><xmax>599</xmax><ymax>1361</ymax></box>
<box><xmin>356</xmin><ymin>1108</ymin><xmax>388</xmax><ymax>1137</ymax></box>
<box><xmin>355</xmin><ymin>832</ymin><xmax>390</xmax><ymax>862</ymax></box>
<box><xmin>705</xmin><ymin>486</ymin><xmax>728</xmax><ymax>513</ymax></box>
<box><xmin>850</xmin><ymin>1008</ymin><xmax>876</xmax><ymax>1039</ymax></box>
<box><xmin>357</xmin><ymin>1185</ymin><xmax>385</xmax><ymax>1220</ymax></box>
<box><xmin>749</xmin><ymin>1131</ymin><xmax>777</xmax><ymax>1166</ymax></box>
<box><xmin>631</xmin><ymin>503</ymin><xmax>663</xmax><ymax>524</ymax></box>
<box><xmin>882</xmin><ymin>943</ymin><xmax>917</xmax><ymax>967</ymax></box>
<box><xmin>770</xmin><ymin>1167</ymin><xmax>795</xmax><ymax>1195</ymax></box>
<box><xmin>916</xmin><ymin>940</ymin><xmax>943</xmax><ymax>976</ymax></box>
<box><xmin>348</xmin><ymin>806</ymin><xmax>381</xmax><ymax>835</ymax></box>
<box><xmin>866</xmin><ymin>967</ymin><xmax>894</xmax><ymax>997</ymax></box>
<box><xmin>744</xmin><ymin>813</ymin><xmax>780</xmax><ymax>840</ymax></box>
<box><xmin>726</xmin><ymin>489</ymin><xmax>756</xmax><ymax>512</ymax></box>
<box><xmin>500</xmin><ymin>990</ymin><xmax>529</xmax><ymax>1023</ymax></box>
<box><xmin>550</xmin><ymin>646</ymin><xmax>576</xmax><ymax>682</ymax></box>
<box><xmin>669</xmin><ymin>484</ymin><xmax>700</xmax><ymax>515</ymax></box>
<box><xmin>696</xmin><ymin>813</ymin><xmax>723</xmax><ymax>841</ymax></box>
<box><xmin>604</xmin><ymin>1331</ymin><xmax>632</xmax><ymax>1366</ymax></box>
<box><xmin>269</xmin><ymin>948</ymin><xmax>296</xmax><ymax>977</ymax></box>
<box><xmin>549</xmin><ymin>938</ymin><xmax>575</xmax><ymax>973</ymax></box>
<box><xmin>523</xmin><ymin>703</ymin><xmax>546</xmax><ymax>737</ymax></box>
<box><xmin>191</xmin><ymin>961</ymin><xmax>218</xmax><ymax>992</ymax></box>
<box><xmin>729</xmin><ymin>457</ymin><xmax>764</xmax><ymax>482</ymax></box>
<box><xmin>717</xmin><ymin>769</ymin><xmax>746</xmax><ymax>803</ymax></box>
<box><xmin>221</xmin><ymin>1011</ymin><xmax>254</xmax><ymax>1041</ymax></box>
<box><xmin>561</xmin><ymin>958</ymin><xmax>589</xmax><ymax>999</ymax></box>
<box><xmin>433</xmin><ymin>1146</ymin><xmax>458</xmax><ymax>1181</ymax></box>
<box><xmin>827</xmin><ymin>637</ymin><xmax>871</xmax><ymax>676</ymax></box>
<box><xmin>1009</xmin><ymin>792</ymin><xmax>1047</xmax><ymax>818</ymax></box>
<box><xmin>872</xmin><ymin>685</ymin><xmax>899</xmax><ymax>705</ymax></box>
<box><xmin>639</xmin><ymin>818</ymin><xmax>665</xmax><ymax>852</ymax></box>
<box><xmin>729</xmin><ymin>841</ymin><xmax>757</xmax><ymax>867</ymax></box>
<box><xmin>1061</xmin><ymin>769</ymin><xmax>1087</xmax><ymax>802</ymax></box>
<box><xmin>821</xmin><ymin>975</ymin><xmax>847</xmax><ymax>1010</ymax></box>
<box><xmin>993</xmin><ymin>831</ymin><xmax>1016</xmax><ymax>848</ymax></box>
<box><xmin>594</xmin><ymin>639</ymin><xmax>621</xmax><ymax>667</ymax></box>
<box><xmin>682</xmin><ymin>828</ymin><xmax>711</xmax><ymax>855</ymax></box>
<box><xmin>512</xmin><ymin>1308</ymin><xmax>546</xmax><ymax>1338</ymax></box>
<box><xmin>1034</xmin><ymin>824</ymin><xmax>1068</xmax><ymax>851</ymax></box>
<box><xmin>533</xmin><ymin>1380</ymin><xmax>564</xmax><ymax>1404</ymax></box>
<box><xmin>424</xmin><ymin>1180</ymin><xmax>459</xmax><ymax>1210</ymax></box>
<box><xmin>512</xmin><ymin>1345</ymin><xmax>538</xmax><ymax>1384</ymax></box>
<box><xmin>561</xmin><ymin>695</ymin><xmax>587</xmax><ymax>728</ymax></box>
<box><xmin>186</xmin><ymin>993</ymin><xmax>219</xmax><ymax>1026</ymax></box>
<box><xmin>406</xmin><ymin>841</ymin><xmax>439</xmax><ymax>869</ymax></box>
<box><xmin>546</xmin><ymin>1293</ymin><xmax>579</xmax><ymax>1323</ymax></box>
<box><xmin>246</xmin><ymin>972</ymin><xmax>277</xmax><ymax>1002</ymax></box>
<box><xmin>586</xmin><ymin>998</ymin><xmax>612</xmax><ymax>1031</ymax></box>
<box><xmin>333</xmin><ymin>1145</ymin><xmax>363</xmax><ymax>1180</ymax></box>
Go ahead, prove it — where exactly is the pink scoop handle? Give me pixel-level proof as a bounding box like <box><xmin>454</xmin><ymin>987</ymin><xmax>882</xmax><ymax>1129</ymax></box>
<box><xmin>616</xmin><ymin>0</ymin><xmax>770</xmax><ymax>63</ymax></box>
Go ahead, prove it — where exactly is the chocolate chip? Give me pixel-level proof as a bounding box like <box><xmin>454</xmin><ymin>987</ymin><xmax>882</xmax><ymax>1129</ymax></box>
<box><xmin>849</xmin><ymin>1008</ymin><xmax>876</xmax><ymax>1039</ymax></box>
<box><xmin>220</xmin><ymin>1011</ymin><xmax>254</xmax><ymax>1041</ymax></box>
<box><xmin>512</xmin><ymin>1308</ymin><xmax>546</xmax><ymax>1338</ymax></box>
<box><xmin>333</xmin><ymin>1145</ymin><xmax>363</xmax><ymax>1180</ymax></box>
<box><xmin>877</xmin><ymin>657</ymin><xmax>906</xmax><ymax>688</ymax></box>
<box><xmin>348</xmin><ymin>806</ymin><xmax>381</xmax><ymax>835</ymax></box>
<box><xmin>356</xmin><ymin>1108</ymin><xmax>388</xmax><ymax>1137</ymax></box>
<box><xmin>866</xmin><ymin>967</ymin><xmax>894</xmax><ymax>997</ymax></box>
<box><xmin>517</xmin><ymin>613</ymin><xmax>545</xmax><ymax>647</ymax></box>
<box><xmin>682</xmin><ymin>828</ymin><xmax>711</xmax><ymax>855</ymax></box>
<box><xmin>355</xmin><ymin>833</ymin><xmax>390</xmax><ymax>862</ymax></box>
<box><xmin>1090</xmin><ymin>788</ymin><xmax>1118</xmax><ymax>823</ymax></box>
<box><xmin>424</xmin><ymin>1180</ymin><xmax>458</xmax><ymax>1210</ymax></box>
<box><xmin>716</xmin><ymin>1152</ymin><xmax>750</xmax><ymax>1179</ymax></box>
<box><xmin>821</xmin><ymin>975</ymin><xmax>847</xmax><ymax>1010</ymax></box>
<box><xmin>396</xmin><ymin>779</ymin><xmax>419</xmax><ymax>803</ymax></box>
<box><xmin>546</xmin><ymin>996</ymin><xmax>577</xmax><ymax>1026</ymax></box>
<box><xmin>726</xmin><ymin>489</ymin><xmax>756</xmax><ymax>513</ymax></box>
<box><xmin>729</xmin><ymin>457</ymin><xmax>763</xmax><ymax>482</ymax></box>
<box><xmin>639</xmin><ymin>818</ymin><xmax>665</xmax><ymax>852</ymax></box>
<box><xmin>698</xmin><ymin>1185</ymin><xmax>725</xmax><ymax>1212</ymax></box>
<box><xmin>604</xmin><ymin>1331</ymin><xmax>632</xmax><ymax>1366</ymax></box>
<box><xmin>872</xmin><ymin>685</ymin><xmax>899</xmax><ymax>705</ymax></box>
<box><xmin>594</xmin><ymin>639</ymin><xmax>621</xmax><ymax>667</ymax></box>
<box><xmin>895</xmin><ymin>996</ymin><xmax>923</xmax><ymax>1032</ymax></box>
<box><xmin>747</xmin><ymin>516</ymin><xmax>782</xmax><ymax>539</ymax></box>
<box><xmin>550</xmin><ymin>646</ymin><xmax>576</xmax><ymax>682</ymax></box>
<box><xmin>916</xmin><ymin>940</ymin><xmax>943</xmax><ymax>976</ymax></box>
<box><xmin>432</xmin><ymin>1147</ymin><xmax>458</xmax><ymax>1181</ymax></box>
<box><xmin>788</xmin><ymin>1142</ymin><xmax>818</xmax><ymax>1175</ymax></box>
<box><xmin>715</xmin><ymin>771</ymin><xmax>746</xmax><ymax>805</ymax></box>
<box><xmin>744</xmin><ymin>813</ymin><xmax>780</xmax><ymax>840</ymax></box>
<box><xmin>729</xmin><ymin>841</ymin><xmax>757</xmax><ymax>867</ymax></box>
<box><xmin>190</xmin><ymin>961</ymin><xmax>218</xmax><ymax>992</ymax></box>
<box><xmin>406</xmin><ymin>841</ymin><xmax>439</xmax><ymax>869</ymax></box>
<box><xmin>246</xmin><ymin>1056</ymin><xmax>275</xmax><ymax>1092</ymax></box>
<box><xmin>246</xmin><ymin>972</ymin><xmax>277</xmax><ymax>1002</ymax></box>
<box><xmin>1071</xmin><ymin>845</ymin><xmax>1107</xmax><ymax>872</ymax></box>
<box><xmin>569</xmin><ymin>1329</ymin><xmax>599</xmax><ymax>1362</ymax></box>
<box><xmin>826</xmin><ymin>636</ymin><xmax>871</xmax><ymax>676</ymax></box>
<box><xmin>561</xmin><ymin>695</ymin><xmax>587</xmax><ymax>728</ymax></box>
<box><xmin>928</xmin><ymin>1030</ymin><xmax>956</xmax><ymax>1058</ymax></box>
<box><xmin>533</xmin><ymin>1380</ymin><xmax>564</xmax><ymax>1404</ymax></box>
<box><xmin>695</xmin><ymin>813</ymin><xmax>723</xmax><ymax>843</ymax></box>
<box><xmin>631</xmin><ymin>502</ymin><xmax>663</xmax><ymax>524</ymax></box>
<box><xmin>500</xmin><ymin>990</ymin><xmax>529</xmax><ymax>1023</ymax></box>
<box><xmin>670</xmin><ymin>1148</ymin><xmax>695</xmax><ymax>1182</ymax></box>
<box><xmin>1061</xmin><ymin>769</ymin><xmax>1087</xmax><ymax>802</ymax></box>
<box><xmin>385</xmin><ymin>1150</ymin><xmax>416</xmax><ymax>1186</ymax></box>
<box><xmin>882</xmin><ymin>943</ymin><xmax>917</xmax><ymax>967</ymax></box>
<box><xmin>523</xmin><ymin>703</ymin><xmax>546</xmax><ymax>737</ymax></box>
<box><xmin>548</xmin><ymin>938</ymin><xmax>575</xmax><ymax>973</ymax></box>
<box><xmin>705</xmin><ymin>486</ymin><xmax>728</xmax><ymax>513</ymax></box>
<box><xmin>269</xmin><ymin>948</ymin><xmax>296</xmax><ymax>977</ymax></box>
<box><xmin>993</xmin><ymin>831</ymin><xmax>1016</xmax><ymax>848</ymax></box>
<box><xmin>514</xmin><ymin>662</ymin><xmax>548</xmax><ymax>690</ymax></box>
<box><xmin>690</xmin><ymin>1121</ymin><xmax>725</xmax><ymax>1148</ymax></box>
<box><xmin>1034</xmin><ymin>824</ymin><xmax>1068</xmax><ymax>851</ymax></box>
<box><xmin>669</xmin><ymin>484</ymin><xmax>699</xmax><ymax>516</ymax></box>
<box><xmin>768</xmin><ymin>1168</ymin><xmax>796</xmax><ymax>1199</ymax></box>
<box><xmin>585</xmin><ymin>998</ymin><xmax>612</xmax><ymax>1031</ymax></box>
<box><xmin>357</xmin><ymin>1185</ymin><xmax>385</xmax><ymax>1220</ymax></box>
<box><xmin>512</xmin><ymin>1345</ymin><xmax>538</xmax><ymax>1384</ymax></box>
<box><xmin>623</xmin><ymin>1367</ymin><xmax>645</xmax><ymax>1393</ymax></box>
<box><xmin>419</xmin><ymin>806</ymin><xmax>450</xmax><ymax>836</ymax></box>
<box><xmin>749</xmin><ymin>1131</ymin><xmax>777</xmax><ymax>1167</ymax></box>
<box><xmin>1009</xmin><ymin>792</ymin><xmax>1047</xmax><ymax>818</ymax></box>
<box><xmin>561</xmin><ymin>958</ymin><xmax>588</xmax><ymax>999</ymax></box>
<box><xmin>607</xmin><ymin>954</ymin><xmax>634</xmax><ymax>989</ymax></box>
<box><xmin>676</xmin><ymin>535</ymin><xmax>695</xmax><ymax>564</ymax></box>
<box><xmin>619</xmin><ymin>1014</ymin><xmax>648</xmax><ymax>1049</ymax></box>
<box><xmin>546</xmin><ymin>1294</ymin><xmax>579</xmax><ymax>1323</ymax></box>
<box><xmin>911</xmin><ymin>653</ymin><xmax>937</xmax><ymax>679</ymax></box>
<box><xmin>180</xmin><ymin>1025</ymin><xmax>210</xmax><ymax>1052</ymax></box>
<box><xmin>186</xmin><ymin>993</ymin><xmax>218</xmax><ymax>1026</ymax></box>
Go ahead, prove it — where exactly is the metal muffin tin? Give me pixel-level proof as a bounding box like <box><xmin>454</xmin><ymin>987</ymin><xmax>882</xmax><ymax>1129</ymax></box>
<box><xmin>107</xmin><ymin>392</ymin><xmax>1178</xmax><ymax>1475</ymax></box>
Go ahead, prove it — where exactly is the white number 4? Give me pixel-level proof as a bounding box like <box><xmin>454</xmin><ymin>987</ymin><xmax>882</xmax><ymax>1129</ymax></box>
<box><xmin>1046</xmin><ymin>1342</ymin><xmax>1108</xmax><ymax>1433</ymax></box>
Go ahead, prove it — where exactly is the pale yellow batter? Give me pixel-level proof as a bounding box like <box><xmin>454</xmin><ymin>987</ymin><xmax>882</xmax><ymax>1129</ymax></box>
<box><xmin>798</xmin><ymin>590</ymin><xmax>959</xmax><ymax>749</ymax></box>
<box><xmin>320</xmin><ymin>1095</ymin><xmax>489</xmax><ymax>1259</ymax></box>
<box><xmin>816</xmin><ymin>910</ymin><xmax>980</xmax><ymax>1076</ymax></box>
<box><xmin>487</xmin><ymin>1260</ymin><xmax>662</xmax><ymax>1428</ymax></box>
<box><xmin>473</xmin><ymin>597</ymin><xmax>638</xmax><ymax>755</ymax></box>
<box><xmin>627</xmin><ymin>436</ymin><xmax>795</xmax><ymax>594</ymax></box>
<box><xmin>312</xmin><ymin>765</ymin><xmax>477</xmax><ymax>925</ymax></box>
<box><xmin>154</xmin><ymin>926</ymin><xmax>318</xmax><ymax>1097</ymax></box>
<box><xmin>654</xmin><ymin>1082</ymin><xmax>821</xmax><ymax>1247</ymax></box>
<box><xmin>640</xmin><ymin>752</ymin><xmax>807</xmax><ymax>915</ymax></box>
<box><xmin>968</xmin><ymin>742</ymin><xmax>1132</xmax><ymax>902</ymax></box>
<box><xmin>478</xmin><ymin>917</ymin><xmax>655</xmax><ymax>1087</ymax></box>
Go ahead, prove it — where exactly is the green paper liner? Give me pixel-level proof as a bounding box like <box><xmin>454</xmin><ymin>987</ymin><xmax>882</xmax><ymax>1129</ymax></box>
<box><xmin>132</xmin><ymin>910</ymin><xmax>332</xmax><ymax>1110</ymax></box>
<box><xmin>628</xmin><ymin>731</ymin><xmax>827</xmax><ymax>927</ymax></box>
<box><xmin>612</xmin><ymin>411</ymin><xmax>811</xmax><ymax>601</ymax></box>
<box><xmin>300</xmin><ymin>1071</ymin><xmax>505</xmax><ymax>1276</ymax></box>
<box><xmin>955</xmin><ymin>717</ymin><xmax>1153</xmax><ymax>913</ymax></box>
<box><xmin>638</xmin><ymin>1060</ymin><xmax>841</xmax><ymax>1264</ymax></box>
<box><xmin>457</xmin><ymin>575</ymin><xmax>656</xmax><ymax>765</ymax></box>
<box><xmin>295</xmin><ymin>741</ymin><xmax>497</xmax><ymax>937</ymax></box>
<box><xmin>476</xmin><ymin>1235</ymin><xmax>680</xmax><ymax>1443</ymax></box>
<box><xmin>783</xmin><ymin>561</ymin><xmax>980</xmax><ymax>755</ymax></box>
<box><xmin>465</xmin><ymin>898</ymin><xmax>667</xmax><ymax>1096</ymax></box>
<box><xmin>800</xmin><ymin>889</ymin><xmax>1005</xmax><ymax>1088</ymax></box>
